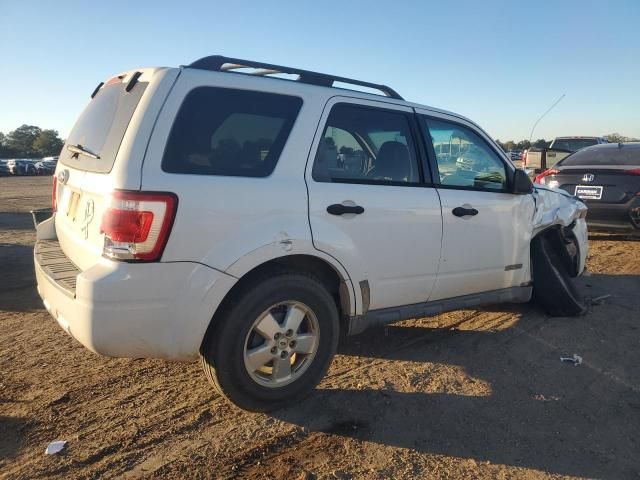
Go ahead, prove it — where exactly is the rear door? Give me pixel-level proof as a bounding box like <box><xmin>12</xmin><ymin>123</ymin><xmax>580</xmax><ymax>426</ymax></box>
<box><xmin>306</xmin><ymin>98</ymin><xmax>442</xmax><ymax>311</ymax></box>
<box><xmin>416</xmin><ymin>110</ymin><xmax>534</xmax><ymax>300</ymax></box>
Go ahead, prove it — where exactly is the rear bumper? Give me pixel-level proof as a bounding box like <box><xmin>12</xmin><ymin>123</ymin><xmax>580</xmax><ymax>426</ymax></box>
<box><xmin>585</xmin><ymin>196</ymin><xmax>640</xmax><ymax>233</ymax></box>
<box><xmin>35</xmin><ymin>240</ymin><xmax>236</xmax><ymax>361</ymax></box>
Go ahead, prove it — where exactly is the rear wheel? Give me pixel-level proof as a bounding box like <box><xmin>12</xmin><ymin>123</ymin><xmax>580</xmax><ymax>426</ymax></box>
<box><xmin>532</xmin><ymin>234</ymin><xmax>586</xmax><ymax>316</ymax></box>
<box><xmin>200</xmin><ymin>271</ymin><xmax>339</xmax><ymax>412</ymax></box>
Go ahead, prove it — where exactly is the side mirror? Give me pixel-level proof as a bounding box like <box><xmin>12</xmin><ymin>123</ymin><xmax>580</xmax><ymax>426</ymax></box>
<box><xmin>513</xmin><ymin>168</ymin><xmax>533</xmax><ymax>194</ymax></box>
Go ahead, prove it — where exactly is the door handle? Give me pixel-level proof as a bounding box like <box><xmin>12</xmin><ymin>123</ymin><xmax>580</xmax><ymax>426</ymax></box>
<box><xmin>452</xmin><ymin>206</ymin><xmax>478</xmax><ymax>217</ymax></box>
<box><xmin>327</xmin><ymin>204</ymin><xmax>365</xmax><ymax>215</ymax></box>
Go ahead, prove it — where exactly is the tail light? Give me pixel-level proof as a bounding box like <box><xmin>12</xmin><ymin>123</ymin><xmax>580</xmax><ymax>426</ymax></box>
<box><xmin>626</xmin><ymin>168</ymin><xmax>640</xmax><ymax>175</ymax></box>
<box><xmin>52</xmin><ymin>175</ymin><xmax>58</xmax><ymax>212</ymax></box>
<box><xmin>534</xmin><ymin>169</ymin><xmax>560</xmax><ymax>185</ymax></box>
<box><xmin>100</xmin><ymin>191</ymin><xmax>178</xmax><ymax>261</ymax></box>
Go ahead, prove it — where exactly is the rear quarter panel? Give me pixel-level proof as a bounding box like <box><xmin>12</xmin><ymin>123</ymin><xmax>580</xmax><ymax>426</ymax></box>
<box><xmin>140</xmin><ymin>70</ymin><xmax>331</xmax><ymax>271</ymax></box>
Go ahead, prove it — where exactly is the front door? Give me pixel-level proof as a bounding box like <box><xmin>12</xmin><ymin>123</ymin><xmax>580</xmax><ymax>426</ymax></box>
<box><xmin>415</xmin><ymin>110</ymin><xmax>534</xmax><ymax>301</ymax></box>
<box><xmin>306</xmin><ymin>98</ymin><xmax>443</xmax><ymax>312</ymax></box>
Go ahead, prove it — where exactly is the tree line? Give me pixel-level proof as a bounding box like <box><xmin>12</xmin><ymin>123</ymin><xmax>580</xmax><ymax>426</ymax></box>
<box><xmin>495</xmin><ymin>133</ymin><xmax>638</xmax><ymax>152</ymax></box>
<box><xmin>0</xmin><ymin>125</ymin><xmax>65</xmax><ymax>158</ymax></box>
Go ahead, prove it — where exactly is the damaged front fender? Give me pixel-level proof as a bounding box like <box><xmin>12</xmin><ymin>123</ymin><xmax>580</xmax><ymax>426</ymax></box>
<box><xmin>531</xmin><ymin>185</ymin><xmax>589</xmax><ymax>275</ymax></box>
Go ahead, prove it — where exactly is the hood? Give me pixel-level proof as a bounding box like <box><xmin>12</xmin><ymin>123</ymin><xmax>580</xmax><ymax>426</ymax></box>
<box><xmin>531</xmin><ymin>185</ymin><xmax>588</xmax><ymax>235</ymax></box>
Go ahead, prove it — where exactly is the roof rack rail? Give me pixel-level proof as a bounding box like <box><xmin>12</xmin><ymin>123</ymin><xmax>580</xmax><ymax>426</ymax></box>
<box><xmin>185</xmin><ymin>55</ymin><xmax>403</xmax><ymax>100</ymax></box>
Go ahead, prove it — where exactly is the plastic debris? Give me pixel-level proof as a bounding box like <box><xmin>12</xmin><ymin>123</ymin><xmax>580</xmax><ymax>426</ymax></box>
<box><xmin>560</xmin><ymin>354</ymin><xmax>582</xmax><ymax>366</ymax></box>
<box><xmin>45</xmin><ymin>440</ymin><xmax>67</xmax><ymax>455</ymax></box>
<box><xmin>589</xmin><ymin>294</ymin><xmax>611</xmax><ymax>305</ymax></box>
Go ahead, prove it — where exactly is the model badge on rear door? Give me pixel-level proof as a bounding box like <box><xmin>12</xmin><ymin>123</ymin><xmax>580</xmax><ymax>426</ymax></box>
<box><xmin>81</xmin><ymin>199</ymin><xmax>95</xmax><ymax>240</ymax></box>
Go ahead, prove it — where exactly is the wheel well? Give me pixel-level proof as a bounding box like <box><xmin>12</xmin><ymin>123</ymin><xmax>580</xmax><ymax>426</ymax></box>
<box><xmin>207</xmin><ymin>255</ymin><xmax>350</xmax><ymax>340</ymax></box>
<box><xmin>532</xmin><ymin>225</ymin><xmax>580</xmax><ymax>278</ymax></box>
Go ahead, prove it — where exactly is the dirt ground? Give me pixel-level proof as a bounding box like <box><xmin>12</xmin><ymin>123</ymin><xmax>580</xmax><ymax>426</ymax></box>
<box><xmin>1</xmin><ymin>176</ymin><xmax>639</xmax><ymax>480</ymax></box>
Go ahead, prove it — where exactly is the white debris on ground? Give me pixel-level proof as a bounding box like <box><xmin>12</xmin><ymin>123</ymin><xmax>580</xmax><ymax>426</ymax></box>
<box><xmin>45</xmin><ymin>440</ymin><xmax>67</xmax><ymax>455</ymax></box>
<box><xmin>560</xmin><ymin>354</ymin><xmax>583</xmax><ymax>366</ymax></box>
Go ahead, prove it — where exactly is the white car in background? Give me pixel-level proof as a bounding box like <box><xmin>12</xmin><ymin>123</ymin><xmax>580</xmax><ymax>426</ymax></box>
<box><xmin>34</xmin><ymin>156</ymin><xmax>58</xmax><ymax>175</ymax></box>
<box><xmin>35</xmin><ymin>55</ymin><xmax>589</xmax><ymax>411</ymax></box>
<box><xmin>6</xmin><ymin>158</ymin><xmax>38</xmax><ymax>175</ymax></box>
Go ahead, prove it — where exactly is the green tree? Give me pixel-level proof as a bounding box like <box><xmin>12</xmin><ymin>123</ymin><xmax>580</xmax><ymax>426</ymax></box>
<box><xmin>0</xmin><ymin>132</ymin><xmax>11</xmax><ymax>157</ymax></box>
<box><xmin>33</xmin><ymin>129</ymin><xmax>64</xmax><ymax>157</ymax></box>
<box><xmin>605</xmin><ymin>133</ymin><xmax>639</xmax><ymax>143</ymax></box>
<box><xmin>532</xmin><ymin>138</ymin><xmax>549</xmax><ymax>149</ymax></box>
<box><xmin>4</xmin><ymin>125</ymin><xmax>41</xmax><ymax>157</ymax></box>
<box><xmin>503</xmin><ymin>140</ymin><xmax>516</xmax><ymax>152</ymax></box>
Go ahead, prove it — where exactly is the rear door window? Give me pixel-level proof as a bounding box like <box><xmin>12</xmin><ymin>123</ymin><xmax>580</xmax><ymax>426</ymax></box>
<box><xmin>61</xmin><ymin>79</ymin><xmax>147</xmax><ymax>173</ymax></box>
<box><xmin>312</xmin><ymin>103</ymin><xmax>421</xmax><ymax>184</ymax></box>
<box><xmin>162</xmin><ymin>87</ymin><xmax>302</xmax><ymax>177</ymax></box>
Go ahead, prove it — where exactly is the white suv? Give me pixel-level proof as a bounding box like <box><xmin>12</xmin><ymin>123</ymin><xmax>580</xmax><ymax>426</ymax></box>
<box><xmin>35</xmin><ymin>56</ymin><xmax>588</xmax><ymax>411</ymax></box>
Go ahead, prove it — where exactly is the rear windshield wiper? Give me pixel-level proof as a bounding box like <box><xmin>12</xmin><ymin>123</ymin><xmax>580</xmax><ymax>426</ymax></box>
<box><xmin>67</xmin><ymin>144</ymin><xmax>100</xmax><ymax>160</ymax></box>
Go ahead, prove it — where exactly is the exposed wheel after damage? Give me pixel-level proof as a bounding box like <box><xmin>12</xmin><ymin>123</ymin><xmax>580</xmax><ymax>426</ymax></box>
<box><xmin>531</xmin><ymin>234</ymin><xmax>586</xmax><ymax>316</ymax></box>
<box><xmin>200</xmin><ymin>272</ymin><xmax>339</xmax><ymax>411</ymax></box>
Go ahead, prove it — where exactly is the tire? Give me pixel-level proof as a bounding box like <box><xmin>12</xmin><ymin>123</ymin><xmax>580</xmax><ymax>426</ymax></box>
<box><xmin>531</xmin><ymin>234</ymin><xmax>586</xmax><ymax>316</ymax></box>
<box><xmin>200</xmin><ymin>271</ymin><xmax>339</xmax><ymax>412</ymax></box>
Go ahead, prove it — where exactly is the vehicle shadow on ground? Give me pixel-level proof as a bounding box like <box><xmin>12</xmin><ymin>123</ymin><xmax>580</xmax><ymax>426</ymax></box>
<box><xmin>0</xmin><ymin>212</ymin><xmax>35</xmax><ymax>231</ymax></box>
<box><xmin>273</xmin><ymin>274</ymin><xmax>640</xmax><ymax>479</ymax></box>
<box><xmin>0</xmin><ymin>416</ymin><xmax>33</xmax><ymax>460</ymax></box>
<box><xmin>0</xmin><ymin>243</ymin><xmax>40</xmax><ymax>313</ymax></box>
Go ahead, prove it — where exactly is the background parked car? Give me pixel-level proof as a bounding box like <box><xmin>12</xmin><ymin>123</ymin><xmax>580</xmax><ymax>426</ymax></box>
<box><xmin>523</xmin><ymin>136</ymin><xmax>609</xmax><ymax>173</ymax></box>
<box><xmin>0</xmin><ymin>160</ymin><xmax>10</xmax><ymax>176</ymax></box>
<box><xmin>4</xmin><ymin>158</ymin><xmax>54</xmax><ymax>175</ymax></box>
<box><xmin>6</xmin><ymin>159</ymin><xmax>39</xmax><ymax>175</ymax></box>
<box><xmin>508</xmin><ymin>150</ymin><xmax>522</xmax><ymax>161</ymax></box>
<box><xmin>535</xmin><ymin>142</ymin><xmax>640</xmax><ymax>234</ymax></box>
<box><xmin>35</xmin><ymin>156</ymin><xmax>58</xmax><ymax>175</ymax></box>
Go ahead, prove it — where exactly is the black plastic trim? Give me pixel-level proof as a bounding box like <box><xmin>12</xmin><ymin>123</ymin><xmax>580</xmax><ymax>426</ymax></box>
<box><xmin>90</xmin><ymin>82</ymin><xmax>104</xmax><ymax>99</ymax></box>
<box><xmin>452</xmin><ymin>206</ymin><xmax>479</xmax><ymax>217</ymax></box>
<box><xmin>327</xmin><ymin>204</ymin><xmax>364</xmax><ymax>215</ymax></box>
<box><xmin>125</xmin><ymin>71</ymin><xmax>142</xmax><ymax>92</ymax></box>
<box><xmin>185</xmin><ymin>55</ymin><xmax>403</xmax><ymax>100</ymax></box>
<box><xmin>35</xmin><ymin>239</ymin><xmax>80</xmax><ymax>297</ymax></box>
<box><xmin>347</xmin><ymin>286</ymin><xmax>533</xmax><ymax>335</ymax></box>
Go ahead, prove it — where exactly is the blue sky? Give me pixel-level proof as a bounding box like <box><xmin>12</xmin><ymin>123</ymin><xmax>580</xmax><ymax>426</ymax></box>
<box><xmin>1</xmin><ymin>0</ymin><xmax>638</xmax><ymax>141</ymax></box>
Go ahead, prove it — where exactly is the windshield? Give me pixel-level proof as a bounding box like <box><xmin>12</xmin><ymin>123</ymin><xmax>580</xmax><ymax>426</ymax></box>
<box><xmin>61</xmin><ymin>80</ymin><xmax>147</xmax><ymax>173</ymax></box>
<box><xmin>552</xmin><ymin>138</ymin><xmax>598</xmax><ymax>152</ymax></box>
<box><xmin>559</xmin><ymin>145</ymin><xmax>640</xmax><ymax>166</ymax></box>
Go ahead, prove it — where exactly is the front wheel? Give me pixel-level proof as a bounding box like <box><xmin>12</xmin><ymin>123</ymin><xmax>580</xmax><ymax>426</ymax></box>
<box><xmin>200</xmin><ymin>271</ymin><xmax>339</xmax><ymax>412</ymax></box>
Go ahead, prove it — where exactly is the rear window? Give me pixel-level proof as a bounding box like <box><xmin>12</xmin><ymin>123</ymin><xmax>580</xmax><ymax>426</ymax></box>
<box><xmin>162</xmin><ymin>87</ymin><xmax>302</xmax><ymax>177</ymax></box>
<box><xmin>551</xmin><ymin>138</ymin><xmax>598</xmax><ymax>152</ymax></box>
<box><xmin>559</xmin><ymin>145</ymin><xmax>640</xmax><ymax>166</ymax></box>
<box><xmin>61</xmin><ymin>80</ymin><xmax>147</xmax><ymax>173</ymax></box>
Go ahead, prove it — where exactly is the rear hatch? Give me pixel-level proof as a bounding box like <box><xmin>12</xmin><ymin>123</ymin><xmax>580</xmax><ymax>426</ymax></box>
<box><xmin>54</xmin><ymin>68</ymin><xmax>173</xmax><ymax>271</ymax></box>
